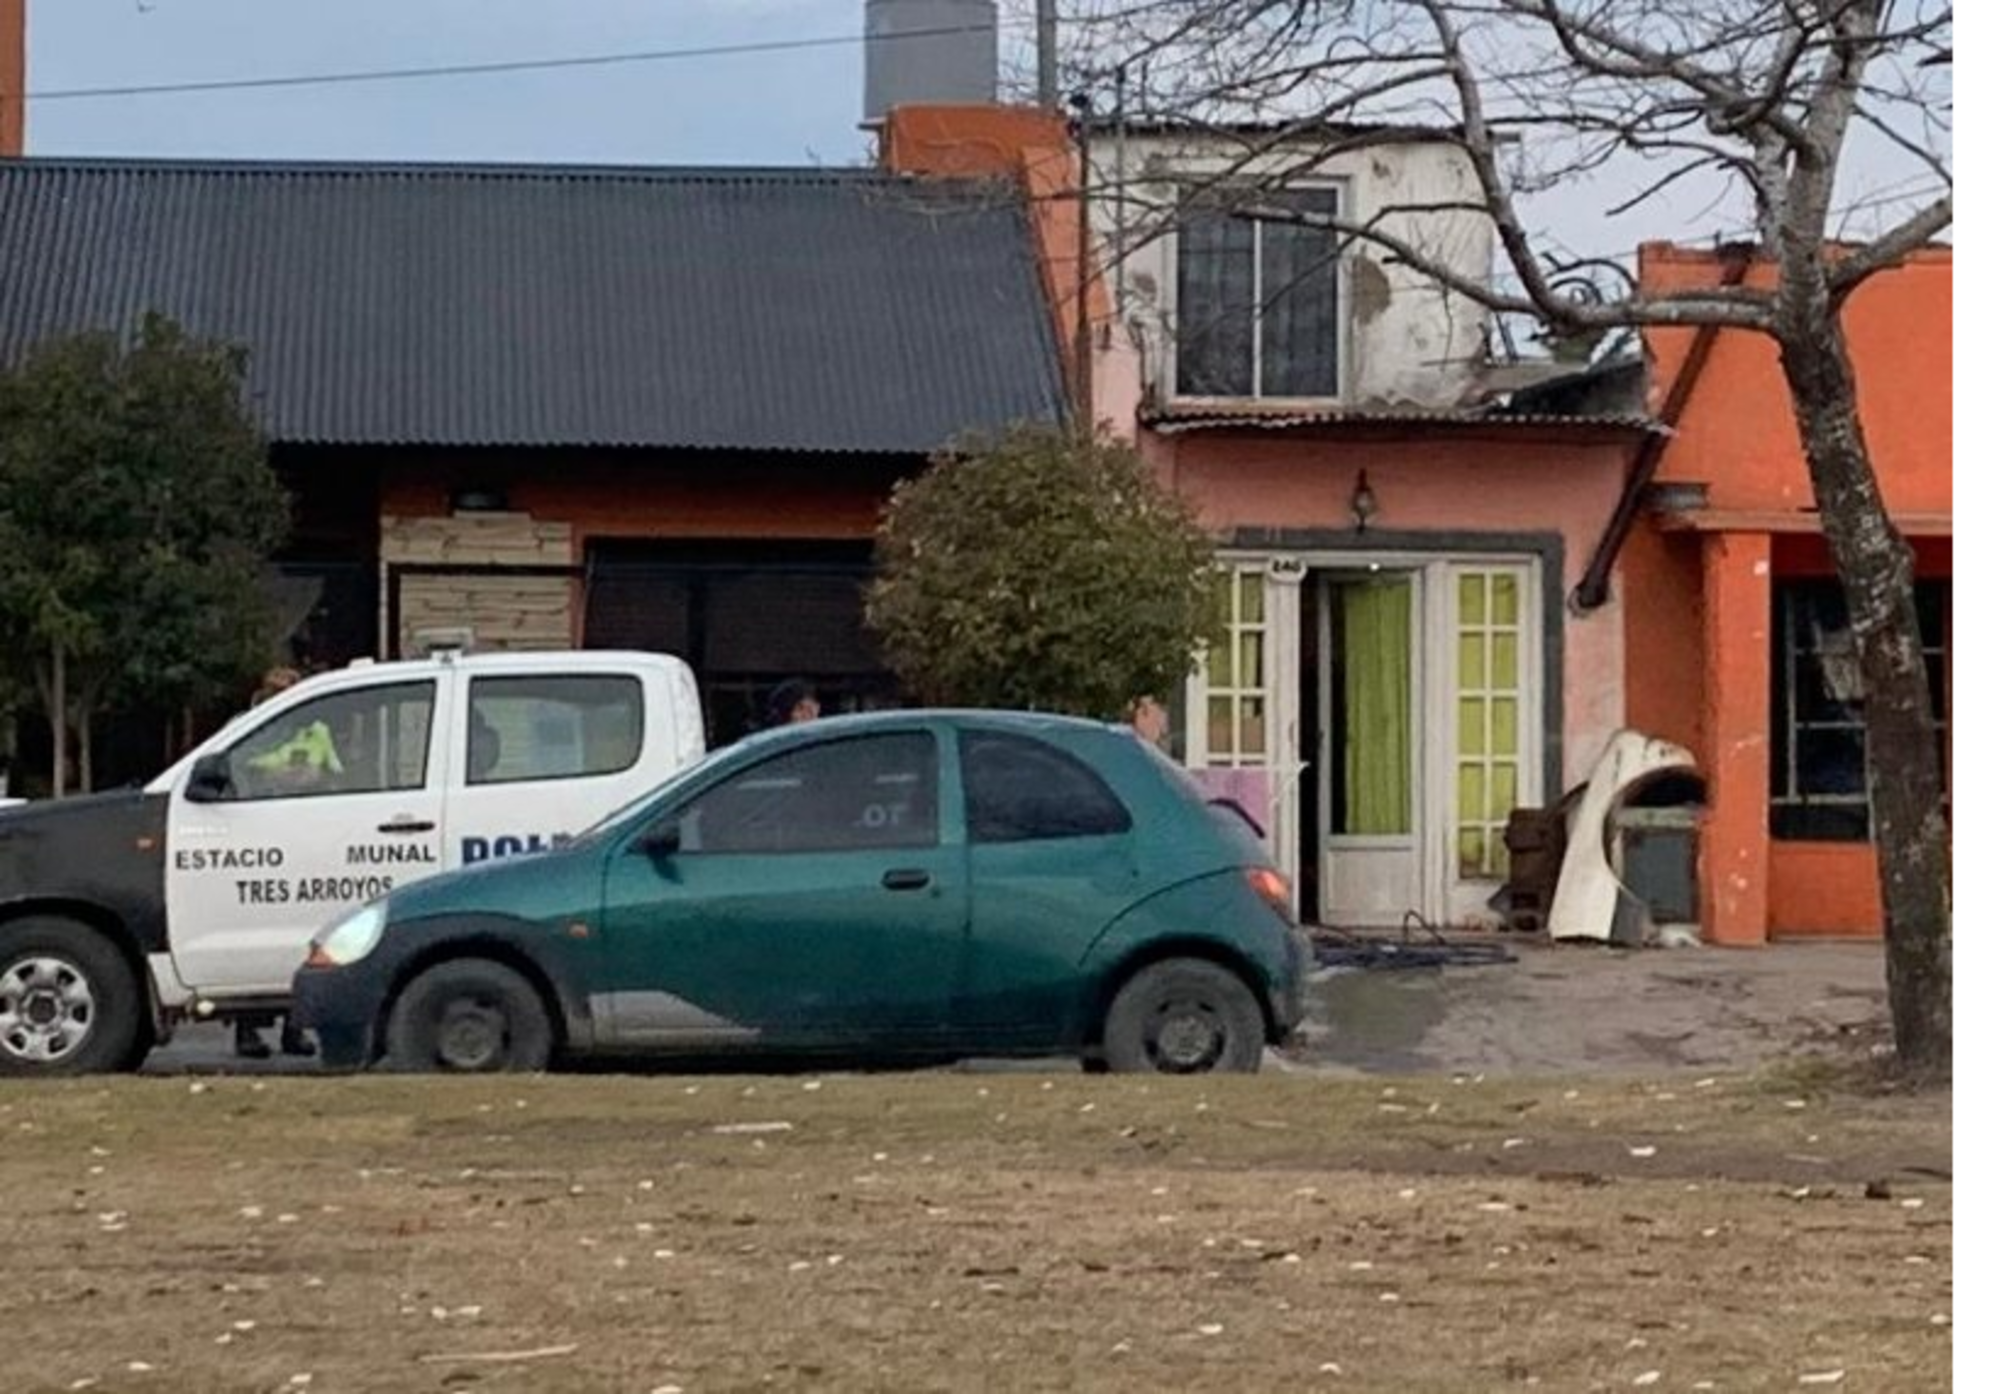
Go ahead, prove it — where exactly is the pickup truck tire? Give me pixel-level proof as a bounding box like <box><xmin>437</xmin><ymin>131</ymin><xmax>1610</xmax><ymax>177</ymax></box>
<box><xmin>1101</xmin><ymin>959</ymin><xmax>1264</xmax><ymax>1075</ymax></box>
<box><xmin>384</xmin><ymin>959</ymin><xmax>554</xmax><ymax>1074</ymax></box>
<box><xmin>0</xmin><ymin>917</ymin><xmax>144</xmax><ymax>1077</ymax></box>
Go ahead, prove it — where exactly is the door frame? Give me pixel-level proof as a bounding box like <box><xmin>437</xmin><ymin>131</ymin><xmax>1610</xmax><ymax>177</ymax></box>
<box><xmin>1186</xmin><ymin>531</ymin><xmax>1565</xmax><ymax>927</ymax></box>
<box><xmin>1314</xmin><ymin>566</ymin><xmax>1426</xmax><ymax>927</ymax></box>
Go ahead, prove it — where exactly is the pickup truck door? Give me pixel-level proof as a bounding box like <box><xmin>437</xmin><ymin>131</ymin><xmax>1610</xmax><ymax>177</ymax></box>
<box><xmin>164</xmin><ymin>677</ymin><xmax>448</xmax><ymax>996</ymax></box>
<box><xmin>440</xmin><ymin>665</ymin><xmax>667</xmax><ymax>872</ymax></box>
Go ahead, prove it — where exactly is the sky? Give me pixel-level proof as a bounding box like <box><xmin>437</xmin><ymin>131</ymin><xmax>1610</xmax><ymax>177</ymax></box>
<box><xmin>27</xmin><ymin>0</ymin><xmax>888</xmax><ymax>168</ymax></box>
<box><xmin>24</xmin><ymin>0</ymin><xmax>1946</xmax><ymax>268</ymax></box>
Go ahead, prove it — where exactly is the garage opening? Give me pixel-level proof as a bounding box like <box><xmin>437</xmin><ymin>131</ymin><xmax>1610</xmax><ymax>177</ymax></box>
<box><xmin>582</xmin><ymin>539</ymin><xmax>901</xmax><ymax>744</ymax></box>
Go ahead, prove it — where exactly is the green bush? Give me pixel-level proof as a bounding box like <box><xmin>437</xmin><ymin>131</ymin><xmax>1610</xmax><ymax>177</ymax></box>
<box><xmin>868</xmin><ymin>424</ymin><xmax>1222</xmax><ymax>719</ymax></box>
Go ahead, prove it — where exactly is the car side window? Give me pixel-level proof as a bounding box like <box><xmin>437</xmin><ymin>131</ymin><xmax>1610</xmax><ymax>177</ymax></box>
<box><xmin>676</xmin><ymin>733</ymin><xmax>939</xmax><ymax>855</ymax></box>
<box><xmin>466</xmin><ymin>674</ymin><xmax>644</xmax><ymax>785</ymax></box>
<box><xmin>962</xmin><ymin>731</ymin><xmax>1133</xmax><ymax>843</ymax></box>
<box><xmin>221</xmin><ymin>682</ymin><xmax>436</xmax><ymax>802</ymax></box>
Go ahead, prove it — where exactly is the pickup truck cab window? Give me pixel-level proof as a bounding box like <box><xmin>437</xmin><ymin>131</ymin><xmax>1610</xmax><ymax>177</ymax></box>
<box><xmin>466</xmin><ymin>674</ymin><xmax>644</xmax><ymax>786</ymax></box>
<box><xmin>224</xmin><ymin>682</ymin><xmax>437</xmax><ymax>802</ymax></box>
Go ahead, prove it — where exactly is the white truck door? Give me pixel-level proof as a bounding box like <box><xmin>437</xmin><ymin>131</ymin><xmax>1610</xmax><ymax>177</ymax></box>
<box><xmin>165</xmin><ymin>676</ymin><xmax>448</xmax><ymax>996</ymax></box>
<box><xmin>443</xmin><ymin>665</ymin><xmax>661</xmax><ymax>871</ymax></box>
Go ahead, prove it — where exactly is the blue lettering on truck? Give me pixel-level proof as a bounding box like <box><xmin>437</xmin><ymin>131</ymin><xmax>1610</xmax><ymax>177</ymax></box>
<box><xmin>461</xmin><ymin>833</ymin><xmax>573</xmax><ymax>865</ymax></box>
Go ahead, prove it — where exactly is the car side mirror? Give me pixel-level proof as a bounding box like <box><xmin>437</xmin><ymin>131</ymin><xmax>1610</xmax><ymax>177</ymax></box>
<box><xmin>184</xmin><ymin>752</ymin><xmax>234</xmax><ymax>804</ymax></box>
<box><xmin>634</xmin><ymin>820</ymin><xmax>681</xmax><ymax>859</ymax></box>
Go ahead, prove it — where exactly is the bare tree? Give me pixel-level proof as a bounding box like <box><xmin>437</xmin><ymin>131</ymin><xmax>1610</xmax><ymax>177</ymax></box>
<box><xmin>1062</xmin><ymin>0</ymin><xmax>1952</xmax><ymax>1069</ymax></box>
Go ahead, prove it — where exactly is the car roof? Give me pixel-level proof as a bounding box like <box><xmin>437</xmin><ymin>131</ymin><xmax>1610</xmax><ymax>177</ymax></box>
<box><xmin>315</xmin><ymin>649</ymin><xmax>694</xmax><ymax>684</ymax></box>
<box><xmin>752</xmin><ymin>709</ymin><xmax>1125</xmax><ymax>742</ymax></box>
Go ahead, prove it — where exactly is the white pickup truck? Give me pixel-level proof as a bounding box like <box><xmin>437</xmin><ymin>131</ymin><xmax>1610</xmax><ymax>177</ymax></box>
<box><xmin>0</xmin><ymin>649</ymin><xmax>706</xmax><ymax>1075</ymax></box>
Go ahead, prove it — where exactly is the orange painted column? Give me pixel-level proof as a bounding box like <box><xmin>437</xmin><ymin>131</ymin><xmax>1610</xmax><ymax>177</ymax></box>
<box><xmin>0</xmin><ymin>0</ymin><xmax>22</xmax><ymax>156</ymax></box>
<box><xmin>1700</xmin><ymin>531</ymin><xmax>1772</xmax><ymax>944</ymax></box>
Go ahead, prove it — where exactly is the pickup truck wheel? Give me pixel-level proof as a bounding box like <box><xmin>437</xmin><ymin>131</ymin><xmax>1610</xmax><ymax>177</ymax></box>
<box><xmin>384</xmin><ymin>960</ymin><xmax>553</xmax><ymax>1074</ymax></box>
<box><xmin>1101</xmin><ymin>959</ymin><xmax>1265</xmax><ymax>1075</ymax></box>
<box><xmin>0</xmin><ymin>917</ymin><xmax>143</xmax><ymax>1077</ymax></box>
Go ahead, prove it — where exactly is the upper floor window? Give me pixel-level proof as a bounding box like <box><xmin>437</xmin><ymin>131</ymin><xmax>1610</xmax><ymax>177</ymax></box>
<box><xmin>1174</xmin><ymin>186</ymin><xmax>1343</xmax><ymax>399</ymax></box>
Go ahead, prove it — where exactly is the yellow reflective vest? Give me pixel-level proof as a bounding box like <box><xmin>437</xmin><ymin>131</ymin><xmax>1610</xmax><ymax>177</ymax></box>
<box><xmin>247</xmin><ymin>720</ymin><xmax>344</xmax><ymax>775</ymax></box>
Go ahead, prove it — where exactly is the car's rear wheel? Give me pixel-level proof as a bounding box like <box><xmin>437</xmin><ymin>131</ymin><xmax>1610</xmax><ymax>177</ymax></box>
<box><xmin>0</xmin><ymin>917</ymin><xmax>144</xmax><ymax>1077</ymax></box>
<box><xmin>384</xmin><ymin>960</ymin><xmax>553</xmax><ymax>1074</ymax></box>
<box><xmin>1101</xmin><ymin>959</ymin><xmax>1265</xmax><ymax>1075</ymax></box>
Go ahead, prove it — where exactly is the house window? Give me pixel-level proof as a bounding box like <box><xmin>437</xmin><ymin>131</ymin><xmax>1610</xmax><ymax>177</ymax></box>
<box><xmin>1206</xmin><ymin>569</ymin><xmax>1270</xmax><ymax>767</ymax></box>
<box><xmin>1174</xmin><ymin>186</ymin><xmax>1343</xmax><ymax>399</ymax></box>
<box><xmin>1770</xmin><ymin>578</ymin><xmax>1949</xmax><ymax>842</ymax></box>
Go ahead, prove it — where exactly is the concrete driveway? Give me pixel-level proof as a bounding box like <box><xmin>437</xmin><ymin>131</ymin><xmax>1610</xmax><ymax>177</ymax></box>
<box><xmin>1282</xmin><ymin>936</ymin><xmax>1889</xmax><ymax>1076</ymax></box>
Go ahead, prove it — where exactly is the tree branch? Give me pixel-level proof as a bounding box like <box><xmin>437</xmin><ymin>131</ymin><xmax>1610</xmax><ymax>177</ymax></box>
<box><xmin>1826</xmin><ymin>193</ymin><xmax>1952</xmax><ymax>290</ymax></box>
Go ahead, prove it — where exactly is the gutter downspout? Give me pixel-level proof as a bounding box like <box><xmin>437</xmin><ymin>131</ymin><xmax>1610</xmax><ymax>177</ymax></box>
<box><xmin>1571</xmin><ymin>250</ymin><xmax>1753</xmax><ymax>610</ymax></box>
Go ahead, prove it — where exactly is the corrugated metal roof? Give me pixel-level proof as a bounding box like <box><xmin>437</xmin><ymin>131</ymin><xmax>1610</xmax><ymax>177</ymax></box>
<box><xmin>1142</xmin><ymin>402</ymin><xmax>1662</xmax><ymax>434</ymax></box>
<box><xmin>0</xmin><ymin>157</ymin><xmax>1067</xmax><ymax>453</ymax></box>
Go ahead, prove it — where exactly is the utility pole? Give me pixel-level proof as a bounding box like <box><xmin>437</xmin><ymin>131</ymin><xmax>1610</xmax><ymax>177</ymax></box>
<box><xmin>1037</xmin><ymin>0</ymin><xmax>1059</xmax><ymax>110</ymax></box>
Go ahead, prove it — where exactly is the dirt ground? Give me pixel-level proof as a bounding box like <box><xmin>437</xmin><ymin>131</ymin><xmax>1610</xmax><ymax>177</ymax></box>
<box><xmin>3</xmin><ymin>1065</ymin><xmax>1949</xmax><ymax>1393</ymax></box>
<box><xmin>1287</xmin><ymin>938</ymin><xmax>1890</xmax><ymax>1077</ymax></box>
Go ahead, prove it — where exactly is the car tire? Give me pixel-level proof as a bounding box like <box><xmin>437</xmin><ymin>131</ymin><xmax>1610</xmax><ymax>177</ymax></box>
<box><xmin>383</xmin><ymin>959</ymin><xmax>554</xmax><ymax>1074</ymax></box>
<box><xmin>0</xmin><ymin>917</ymin><xmax>144</xmax><ymax>1077</ymax></box>
<box><xmin>1101</xmin><ymin>959</ymin><xmax>1265</xmax><ymax>1075</ymax></box>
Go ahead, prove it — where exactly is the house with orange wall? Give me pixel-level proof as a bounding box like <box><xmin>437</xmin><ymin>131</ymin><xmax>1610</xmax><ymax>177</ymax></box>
<box><xmin>881</xmin><ymin>105</ymin><xmax>1656</xmax><ymax>928</ymax></box>
<box><xmin>1620</xmin><ymin>244</ymin><xmax>1951</xmax><ymax>944</ymax></box>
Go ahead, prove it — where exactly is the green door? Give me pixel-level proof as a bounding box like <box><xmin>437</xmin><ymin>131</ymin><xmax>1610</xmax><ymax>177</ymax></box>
<box><xmin>596</xmin><ymin>729</ymin><xmax>970</xmax><ymax>1051</ymax></box>
<box><xmin>954</xmin><ymin>730</ymin><xmax>1141</xmax><ymax>1049</ymax></box>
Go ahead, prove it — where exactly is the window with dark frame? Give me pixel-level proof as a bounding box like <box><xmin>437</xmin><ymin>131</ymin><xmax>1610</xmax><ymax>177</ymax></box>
<box><xmin>1174</xmin><ymin>185</ymin><xmax>1343</xmax><ymax>400</ymax></box>
<box><xmin>1770</xmin><ymin>578</ymin><xmax>1949</xmax><ymax>842</ymax></box>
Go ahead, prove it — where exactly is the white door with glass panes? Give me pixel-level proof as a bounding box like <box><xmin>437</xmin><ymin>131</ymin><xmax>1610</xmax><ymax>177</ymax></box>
<box><xmin>1442</xmin><ymin>564</ymin><xmax>1540</xmax><ymax>921</ymax></box>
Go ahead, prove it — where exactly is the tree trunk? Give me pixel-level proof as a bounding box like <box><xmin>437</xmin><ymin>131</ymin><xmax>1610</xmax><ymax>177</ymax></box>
<box><xmin>48</xmin><ymin>641</ymin><xmax>67</xmax><ymax>800</ymax></box>
<box><xmin>77</xmin><ymin>707</ymin><xmax>93</xmax><ymax>795</ymax></box>
<box><xmin>1774</xmin><ymin>304</ymin><xmax>1951</xmax><ymax>1072</ymax></box>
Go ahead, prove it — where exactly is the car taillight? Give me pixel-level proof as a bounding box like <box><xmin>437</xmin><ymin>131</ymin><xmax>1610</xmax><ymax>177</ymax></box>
<box><xmin>1245</xmin><ymin>867</ymin><xmax>1296</xmax><ymax>924</ymax></box>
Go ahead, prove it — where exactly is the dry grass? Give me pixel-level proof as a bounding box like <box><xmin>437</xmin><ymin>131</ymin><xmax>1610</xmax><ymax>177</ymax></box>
<box><xmin>2</xmin><ymin>1067</ymin><xmax>1950</xmax><ymax>1393</ymax></box>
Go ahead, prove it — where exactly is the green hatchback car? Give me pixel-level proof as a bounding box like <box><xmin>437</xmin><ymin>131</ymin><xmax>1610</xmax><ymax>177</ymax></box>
<box><xmin>292</xmin><ymin>711</ymin><xmax>1310</xmax><ymax>1074</ymax></box>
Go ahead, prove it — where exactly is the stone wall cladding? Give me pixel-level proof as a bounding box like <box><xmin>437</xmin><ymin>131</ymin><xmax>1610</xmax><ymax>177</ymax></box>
<box><xmin>381</xmin><ymin>513</ymin><xmax>576</xmax><ymax>656</ymax></box>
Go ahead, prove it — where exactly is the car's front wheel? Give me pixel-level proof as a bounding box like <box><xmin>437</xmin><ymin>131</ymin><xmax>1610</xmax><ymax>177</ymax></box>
<box><xmin>383</xmin><ymin>959</ymin><xmax>554</xmax><ymax>1074</ymax></box>
<box><xmin>1101</xmin><ymin>959</ymin><xmax>1265</xmax><ymax>1075</ymax></box>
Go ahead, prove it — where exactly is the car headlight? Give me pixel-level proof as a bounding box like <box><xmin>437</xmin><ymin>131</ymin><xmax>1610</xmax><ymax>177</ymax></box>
<box><xmin>307</xmin><ymin>902</ymin><xmax>388</xmax><ymax>967</ymax></box>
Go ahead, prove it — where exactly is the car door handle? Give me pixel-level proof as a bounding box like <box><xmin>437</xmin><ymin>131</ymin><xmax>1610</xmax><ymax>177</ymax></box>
<box><xmin>378</xmin><ymin>818</ymin><xmax>436</xmax><ymax>835</ymax></box>
<box><xmin>881</xmin><ymin>869</ymin><xmax>931</xmax><ymax>892</ymax></box>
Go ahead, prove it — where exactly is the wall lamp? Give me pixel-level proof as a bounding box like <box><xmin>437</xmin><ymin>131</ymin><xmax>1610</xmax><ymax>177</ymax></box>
<box><xmin>1350</xmin><ymin>470</ymin><xmax>1380</xmax><ymax>533</ymax></box>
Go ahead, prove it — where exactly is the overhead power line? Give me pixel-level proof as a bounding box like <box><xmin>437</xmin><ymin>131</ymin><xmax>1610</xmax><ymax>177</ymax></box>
<box><xmin>25</xmin><ymin>22</ymin><xmax>1007</xmax><ymax>104</ymax></box>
